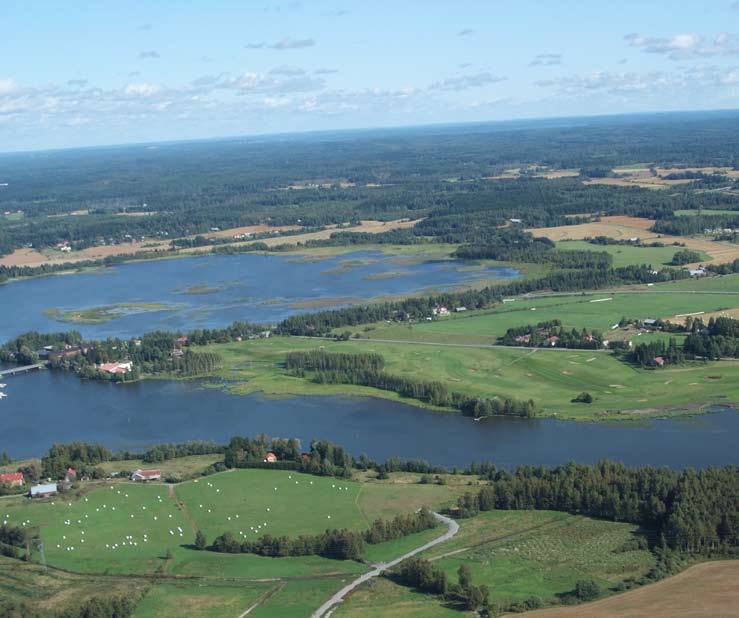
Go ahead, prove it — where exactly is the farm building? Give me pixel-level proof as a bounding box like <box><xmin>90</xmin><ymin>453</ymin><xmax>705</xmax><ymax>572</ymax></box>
<box><xmin>97</xmin><ymin>361</ymin><xmax>133</xmax><ymax>374</ymax></box>
<box><xmin>130</xmin><ymin>469</ymin><xmax>161</xmax><ymax>482</ymax></box>
<box><xmin>265</xmin><ymin>452</ymin><xmax>278</xmax><ymax>463</ymax></box>
<box><xmin>29</xmin><ymin>483</ymin><xmax>57</xmax><ymax>498</ymax></box>
<box><xmin>0</xmin><ymin>472</ymin><xmax>24</xmax><ymax>487</ymax></box>
<box><xmin>65</xmin><ymin>467</ymin><xmax>77</xmax><ymax>481</ymax></box>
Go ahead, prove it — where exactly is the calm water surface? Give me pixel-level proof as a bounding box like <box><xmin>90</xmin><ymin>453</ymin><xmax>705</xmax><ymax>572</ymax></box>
<box><xmin>0</xmin><ymin>370</ymin><xmax>736</xmax><ymax>468</ymax></box>
<box><xmin>0</xmin><ymin>251</ymin><xmax>519</xmax><ymax>341</ymax></box>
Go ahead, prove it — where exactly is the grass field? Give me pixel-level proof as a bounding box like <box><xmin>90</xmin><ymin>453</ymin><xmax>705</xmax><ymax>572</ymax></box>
<box><xmin>202</xmin><ymin>328</ymin><xmax>739</xmax><ymax>419</ymax></box>
<box><xmin>334</xmin><ymin>511</ymin><xmax>655</xmax><ymax>617</ymax></box>
<box><xmin>133</xmin><ymin>581</ymin><xmax>270</xmax><ymax>618</ymax></box>
<box><xmin>509</xmin><ymin>560</ymin><xmax>739</xmax><ymax>618</ymax></box>
<box><xmin>554</xmin><ymin>240</ymin><xmax>708</xmax><ymax>268</ymax></box>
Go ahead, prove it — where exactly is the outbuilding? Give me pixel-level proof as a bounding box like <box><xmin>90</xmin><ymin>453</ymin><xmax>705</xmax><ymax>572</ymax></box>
<box><xmin>29</xmin><ymin>483</ymin><xmax>58</xmax><ymax>498</ymax></box>
<box><xmin>130</xmin><ymin>469</ymin><xmax>161</xmax><ymax>482</ymax></box>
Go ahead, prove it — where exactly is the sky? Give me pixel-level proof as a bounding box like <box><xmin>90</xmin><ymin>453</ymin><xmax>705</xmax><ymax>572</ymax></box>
<box><xmin>2</xmin><ymin>0</ymin><xmax>739</xmax><ymax>152</ymax></box>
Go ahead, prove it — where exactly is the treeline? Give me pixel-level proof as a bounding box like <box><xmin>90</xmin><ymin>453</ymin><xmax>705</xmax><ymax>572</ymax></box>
<box><xmin>277</xmin><ymin>264</ymin><xmax>690</xmax><ymax>336</ymax></box>
<box><xmin>224</xmin><ymin>435</ymin><xmax>353</xmax><ymax>478</ymax></box>
<box><xmin>684</xmin><ymin>316</ymin><xmax>739</xmax><ymax>359</ymax></box>
<box><xmin>652</xmin><ymin>214</ymin><xmax>739</xmax><ymax>236</ymax></box>
<box><xmin>499</xmin><ymin>320</ymin><xmax>604</xmax><ymax>349</ymax></box>
<box><xmin>42</xmin><ymin>443</ymin><xmax>113</xmax><ymax>480</ymax></box>
<box><xmin>390</xmin><ymin>559</ymin><xmax>490</xmax><ymax>612</ymax></box>
<box><xmin>628</xmin><ymin>339</ymin><xmax>684</xmax><ymax>367</ymax></box>
<box><xmin>455</xmin><ymin>243</ymin><xmax>613</xmax><ymax>270</ymax></box>
<box><xmin>454</xmin><ymin>461</ymin><xmax>739</xmax><ymax>554</ymax></box>
<box><xmin>138</xmin><ymin>441</ymin><xmax>224</xmax><ymax>463</ymax></box>
<box><xmin>285</xmin><ymin>350</ymin><xmax>384</xmax><ymax>373</ymax></box>
<box><xmin>210</xmin><ymin>508</ymin><xmax>437</xmax><ymax>560</ymax></box>
<box><xmin>291</xmin><ymin>351</ymin><xmax>536</xmax><ymax>416</ymax></box>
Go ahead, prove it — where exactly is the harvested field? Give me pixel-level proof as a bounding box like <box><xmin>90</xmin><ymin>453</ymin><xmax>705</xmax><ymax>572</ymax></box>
<box><xmin>529</xmin><ymin>216</ymin><xmax>739</xmax><ymax>267</ymax></box>
<box><xmin>504</xmin><ymin>560</ymin><xmax>739</xmax><ymax>618</ymax></box>
<box><xmin>0</xmin><ymin>219</ymin><xmax>421</xmax><ymax>269</ymax></box>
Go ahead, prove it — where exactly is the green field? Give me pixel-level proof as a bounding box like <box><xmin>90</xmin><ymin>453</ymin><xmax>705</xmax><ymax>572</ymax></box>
<box><xmin>176</xmin><ymin>469</ymin><xmax>366</xmax><ymax>540</ymax></box>
<box><xmin>133</xmin><ymin>581</ymin><xmax>270</xmax><ymax>618</ymax></box>
<box><xmin>335</xmin><ymin>511</ymin><xmax>655</xmax><ymax>617</ymax></box>
<box><xmin>554</xmin><ymin>240</ymin><xmax>707</xmax><ymax>267</ymax></box>
<box><xmin>202</xmin><ymin>333</ymin><xmax>739</xmax><ymax>419</ymax></box>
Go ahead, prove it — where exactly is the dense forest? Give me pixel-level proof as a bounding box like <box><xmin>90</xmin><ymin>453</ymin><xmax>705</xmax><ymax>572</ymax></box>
<box><xmin>2</xmin><ymin>111</ymin><xmax>739</xmax><ymax>260</ymax></box>
<box><xmin>454</xmin><ymin>461</ymin><xmax>739</xmax><ymax>555</ymax></box>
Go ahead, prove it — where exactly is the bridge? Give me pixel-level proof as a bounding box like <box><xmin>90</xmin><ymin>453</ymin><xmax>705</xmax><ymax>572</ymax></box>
<box><xmin>0</xmin><ymin>363</ymin><xmax>46</xmax><ymax>377</ymax></box>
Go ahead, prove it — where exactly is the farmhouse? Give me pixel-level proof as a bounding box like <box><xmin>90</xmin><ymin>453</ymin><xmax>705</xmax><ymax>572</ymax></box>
<box><xmin>265</xmin><ymin>452</ymin><xmax>278</xmax><ymax>463</ymax></box>
<box><xmin>0</xmin><ymin>472</ymin><xmax>24</xmax><ymax>487</ymax></box>
<box><xmin>432</xmin><ymin>306</ymin><xmax>450</xmax><ymax>317</ymax></box>
<box><xmin>29</xmin><ymin>483</ymin><xmax>57</xmax><ymax>498</ymax></box>
<box><xmin>65</xmin><ymin>468</ymin><xmax>77</xmax><ymax>482</ymax></box>
<box><xmin>97</xmin><ymin>361</ymin><xmax>133</xmax><ymax>374</ymax></box>
<box><xmin>130</xmin><ymin>469</ymin><xmax>161</xmax><ymax>482</ymax></box>
<box><xmin>654</xmin><ymin>356</ymin><xmax>666</xmax><ymax>367</ymax></box>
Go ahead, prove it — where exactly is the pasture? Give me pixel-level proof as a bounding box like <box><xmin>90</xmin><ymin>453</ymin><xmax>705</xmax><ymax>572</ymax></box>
<box><xmin>175</xmin><ymin>469</ymin><xmax>366</xmax><ymax>540</ymax></box>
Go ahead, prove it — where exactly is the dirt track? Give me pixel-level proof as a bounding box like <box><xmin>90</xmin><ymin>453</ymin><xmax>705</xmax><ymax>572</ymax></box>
<box><xmin>505</xmin><ymin>560</ymin><xmax>739</xmax><ymax>618</ymax></box>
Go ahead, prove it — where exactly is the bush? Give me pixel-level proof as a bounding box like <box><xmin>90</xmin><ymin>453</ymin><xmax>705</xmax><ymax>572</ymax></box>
<box><xmin>572</xmin><ymin>392</ymin><xmax>593</xmax><ymax>403</ymax></box>
<box><xmin>574</xmin><ymin>579</ymin><xmax>600</xmax><ymax>601</ymax></box>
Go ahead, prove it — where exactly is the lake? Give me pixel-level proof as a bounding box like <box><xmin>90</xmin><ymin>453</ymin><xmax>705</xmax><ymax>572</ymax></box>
<box><xmin>0</xmin><ymin>370</ymin><xmax>736</xmax><ymax>469</ymax></box>
<box><xmin>0</xmin><ymin>251</ymin><xmax>519</xmax><ymax>342</ymax></box>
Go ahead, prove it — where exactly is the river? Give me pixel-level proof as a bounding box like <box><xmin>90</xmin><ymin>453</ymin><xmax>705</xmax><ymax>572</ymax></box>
<box><xmin>0</xmin><ymin>250</ymin><xmax>519</xmax><ymax>341</ymax></box>
<box><xmin>0</xmin><ymin>370</ymin><xmax>736</xmax><ymax>468</ymax></box>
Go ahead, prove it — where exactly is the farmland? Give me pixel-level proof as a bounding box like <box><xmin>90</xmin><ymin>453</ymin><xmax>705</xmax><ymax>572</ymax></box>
<box><xmin>0</xmin><ymin>468</ymin><xmax>463</xmax><ymax>616</ymax></box>
<box><xmin>333</xmin><ymin>511</ymin><xmax>657</xmax><ymax>617</ymax></box>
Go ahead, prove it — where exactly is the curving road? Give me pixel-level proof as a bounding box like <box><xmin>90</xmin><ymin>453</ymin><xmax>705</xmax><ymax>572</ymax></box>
<box><xmin>310</xmin><ymin>512</ymin><xmax>460</xmax><ymax>618</ymax></box>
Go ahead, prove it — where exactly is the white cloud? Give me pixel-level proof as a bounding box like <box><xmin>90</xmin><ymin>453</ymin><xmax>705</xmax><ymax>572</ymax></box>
<box><xmin>625</xmin><ymin>32</ymin><xmax>739</xmax><ymax>59</ymax></box>
<box><xmin>138</xmin><ymin>50</ymin><xmax>160</xmax><ymax>59</ymax></box>
<box><xmin>0</xmin><ymin>79</ymin><xmax>20</xmax><ymax>95</ymax></box>
<box><xmin>529</xmin><ymin>53</ymin><xmax>562</xmax><ymax>67</ymax></box>
<box><xmin>246</xmin><ymin>37</ymin><xmax>316</xmax><ymax>50</ymax></box>
<box><xmin>457</xmin><ymin>28</ymin><xmax>475</xmax><ymax>37</ymax></box>
<box><xmin>124</xmin><ymin>83</ymin><xmax>161</xmax><ymax>96</ymax></box>
<box><xmin>429</xmin><ymin>72</ymin><xmax>505</xmax><ymax>92</ymax></box>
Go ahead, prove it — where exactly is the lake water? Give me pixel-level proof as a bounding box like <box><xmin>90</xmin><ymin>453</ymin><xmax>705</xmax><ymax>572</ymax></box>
<box><xmin>0</xmin><ymin>370</ymin><xmax>736</xmax><ymax>469</ymax></box>
<box><xmin>0</xmin><ymin>251</ymin><xmax>519</xmax><ymax>342</ymax></box>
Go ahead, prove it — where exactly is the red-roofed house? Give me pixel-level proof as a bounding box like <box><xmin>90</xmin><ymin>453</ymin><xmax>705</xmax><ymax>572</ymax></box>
<box><xmin>0</xmin><ymin>472</ymin><xmax>24</xmax><ymax>487</ymax></box>
<box><xmin>130</xmin><ymin>469</ymin><xmax>161</xmax><ymax>482</ymax></box>
<box><xmin>65</xmin><ymin>468</ymin><xmax>77</xmax><ymax>482</ymax></box>
<box><xmin>654</xmin><ymin>356</ymin><xmax>665</xmax><ymax>367</ymax></box>
<box><xmin>265</xmin><ymin>452</ymin><xmax>278</xmax><ymax>463</ymax></box>
<box><xmin>97</xmin><ymin>361</ymin><xmax>133</xmax><ymax>374</ymax></box>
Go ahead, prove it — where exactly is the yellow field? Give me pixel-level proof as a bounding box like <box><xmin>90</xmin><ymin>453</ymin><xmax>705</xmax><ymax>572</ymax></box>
<box><xmin>505</xmin><ymin>560</ymin><xmax>739</xmax><ymax>618</ymax></box>
<box><xmin>529</xmin><ymin>215</ymin><xmax>739</xmax><ymax>267</ymax></box>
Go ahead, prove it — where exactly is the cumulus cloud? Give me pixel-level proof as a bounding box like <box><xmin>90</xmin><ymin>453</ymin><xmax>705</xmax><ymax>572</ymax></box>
<box><xmin>138</xmin><ymin>50</ymin><xmax>160</xmax><ymax>59</ymax></box>
<box><xmin>457</xmin><ymin>28</ymin><xmax>475</xmax><ymax>36</ymax></box>
<box><xmin>429</xmin><ymin>71</ymin><xmax>505</xmax><ymax>92</ymax></box>
<box><xmin>624</xmin><ymin>32</ymin><xmax>739</xmax><ymax>59</ymax></box>
<box><xmin>246</xmin><ymin>37</ymin><xmax>315</xmax><ymax>50</ymax></box>
<box><xmin>0</xmin><ymin>79</ymin><xmax>19</xmax><ymax>96</ymax></box>
<box><xmin>529</xmin><ymin>53</ymin><xmax>562</xmax><ymax>67</ymax></box>
<box><xmin>124</xmin><ymin>83</ymin><xmax>161</xmax><ymax>96</ymax></box>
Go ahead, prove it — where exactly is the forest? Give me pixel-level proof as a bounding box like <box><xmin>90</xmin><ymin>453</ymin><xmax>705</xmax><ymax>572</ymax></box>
<box><xmin>2</xmin><ymin>111</ymin><xmax>739</xmax><ymax>260</ymax></box>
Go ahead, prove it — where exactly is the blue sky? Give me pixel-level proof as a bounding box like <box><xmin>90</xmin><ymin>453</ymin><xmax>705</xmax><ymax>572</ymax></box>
<box><xmin>2</xmin><ymin>0</ymin><xmax>739</xmax><ymax>151</ymax></box>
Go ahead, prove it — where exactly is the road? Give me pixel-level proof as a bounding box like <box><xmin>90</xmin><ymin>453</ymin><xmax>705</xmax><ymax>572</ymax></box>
<box><xmin>292</xmin><ymin>335</ymin><xmax>610</xmax><ymax>353</ymax></box>
<box><xmin>310</xmin><ymin>512</ymin><xmax>460</xmax><ymax>618</ymax></box>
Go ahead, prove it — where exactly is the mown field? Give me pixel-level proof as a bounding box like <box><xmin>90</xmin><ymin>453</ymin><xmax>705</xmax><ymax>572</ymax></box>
<box><xmin>554</xmin><ymin>240</ymin><xmax>708</xmax><ymax>268</ymax></box>
<box><xmin>203</xmin><ymin>331</ymin><xmax>739</xmax><ymax>419</ymax></box>
<box><xmin>333</xmin><ymin>511</ymin><xmax>656</xmax><ymax>617</ymax></box>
